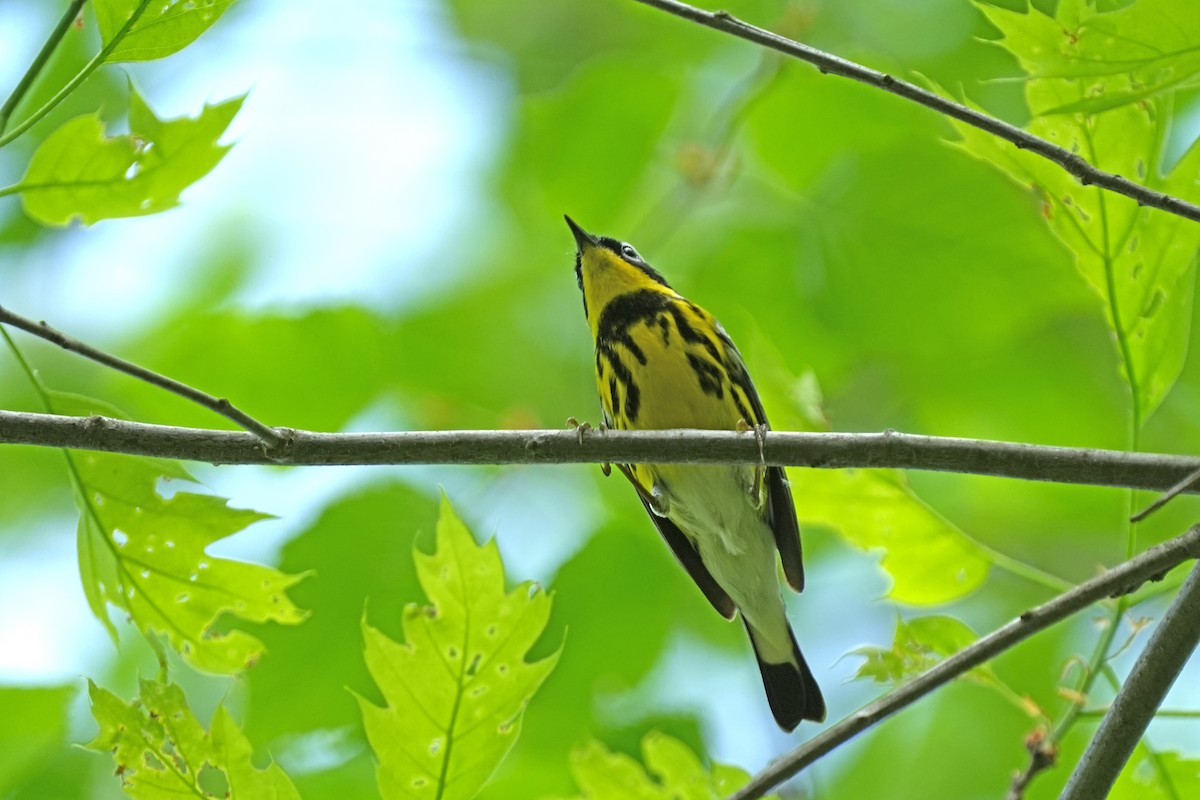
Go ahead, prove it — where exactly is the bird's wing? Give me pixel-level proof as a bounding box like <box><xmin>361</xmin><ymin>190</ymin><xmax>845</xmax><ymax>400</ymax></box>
<box><xmin>718</xmin><ymin>329</ymin><xmax>806</xmax><ymax>593</ymax></box>
<box><xmin>636</xmin><ymin>494</ymin><xmax>737</xmax><ymax>619</ymax></box>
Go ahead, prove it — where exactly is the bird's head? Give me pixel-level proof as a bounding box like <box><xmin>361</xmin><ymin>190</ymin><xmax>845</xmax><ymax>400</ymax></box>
<box><xmin>565</xmin><ymin>215</ymin><xmax>673</xmax><ymax>331</ymax></box>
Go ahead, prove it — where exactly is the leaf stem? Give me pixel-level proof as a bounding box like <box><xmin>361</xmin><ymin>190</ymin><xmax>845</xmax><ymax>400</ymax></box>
<box><xmin>0</xmin><ymin>0</ymin><xmax>89</xmax><ymax>135</ymax></box>
<box><xmin>978</xmin><ymin>543</ymin><xmax>1075</xmax><ymax>595</ymax></box>
<box><xmin>0</xmin><ymin>0</ymin><xmax>153</xmax><ymax>149</ymax></box>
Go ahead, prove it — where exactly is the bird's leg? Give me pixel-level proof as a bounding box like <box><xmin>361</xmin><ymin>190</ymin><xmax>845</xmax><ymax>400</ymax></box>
<box><xmin>737</xmin><ymin>418</ymin><xmax>769</xmax><ymax>511</ymax></box>
<box><xmin>615</xmin><ymin>463</ymin><xmax>669</xmax><ymax>516</ymax></box>
<box><xmin>566</xmin><ymin>416</ymin><xmax>591</xmax><ymax>444</ymax></box>
<box><xmin>567</xmin><ymin>416</ymin><xmax>612</xmax><ymax>476</ymax></box>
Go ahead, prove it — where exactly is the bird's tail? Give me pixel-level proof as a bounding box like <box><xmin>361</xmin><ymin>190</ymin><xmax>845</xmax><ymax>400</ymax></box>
<box><xmin>744</xmin><ymin>618</ymin><xmax>826</xmax><ymax>731</ymax></box>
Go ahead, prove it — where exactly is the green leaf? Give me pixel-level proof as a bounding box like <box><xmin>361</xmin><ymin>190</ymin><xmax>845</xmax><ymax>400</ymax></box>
<box><xmin>0</xmin><ymin>686</ymin><xmax>73</xmax><ymax>794</ymax></box>
<box><xmin>797</xmin><ymin>469</ymin><xmax>991</xmax><ymax>605</ymax></box>
<box><xmin>357</xmin><ymin>496</ymin><xmax>559</xmax><ymax>800</ymax></box>
<box><xmin>87</xmin><ymin>679</ymin><xmax>300</xmax><ymax>799</ymax></box>
<box><xmin>549</xmin><ymin>733</ymin><xmax>769</xmax><ymax>800</ymax></box>
<box><xmin>980</xmin><ymin>0</ymin><xmax>1200</xmax><ymax>113</ymax></box>
<box><xmin>1111</xmin><ymin>750</ymin><xmax>1200</xmax><ymax>800</ymax></box>
<box><xmin>19</xmin><ymin>89</ymin><xmax>243</xmax><ymax>226</ymax></box>
<box><xmin>956</xmin><ymin>1</ymin><xmax>1200</xmax><ymax>423</ymax></box>
<box><xmin>852</xmin><ymin>614</ymin><xmax>996</xmax><ymax>686</ymax></box>
<box><xmin>741</xmin><ymin>335</ymin><xmax>992</xmax><ymax>605</ymax></box>
<box><xmin>72</xmin><ymin>449</ymin><xmax>307</xmax><ymax>673</ymax></box>
<box><xmin>95</xmin><ymin>0</ymin><xmax>238</xmax><ymax>63</ymax></box>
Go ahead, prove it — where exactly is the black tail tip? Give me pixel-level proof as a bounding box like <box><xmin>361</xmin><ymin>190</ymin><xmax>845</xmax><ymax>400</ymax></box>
<box><xmin>757</xmin><ymin>657</ymin><xmax>827</xmax><ymax>732</ymax></box>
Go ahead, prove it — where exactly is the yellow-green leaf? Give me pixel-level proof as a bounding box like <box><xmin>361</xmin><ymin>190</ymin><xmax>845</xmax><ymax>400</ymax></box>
<box><xmin>73</xmin><ymin>450</ymin><xmax>307</xmax><ymax>673</ymax></box>
<box><xmin>852</xmin><ymin>614</ymin><xmax>995</xmax><ymax>686</ymax></box>
<box><xmin>980</xmin><ymin>0</ymin><xmax>1200</xmax><ymax>112</ymax></box>
<box><xmin>1111</xmin><ymin>750</ymin><xmax>1200</xmax><ymax>800</ymax></box>
<box><xmin>957</xmin><ymin>0</ymin><xmax>1200</xmax><ymax>423</ymax></box>
<box><xmin>796</xmin><ymin>468</ymin><xmax>990</xmax><ymax>605</ymax></box>
<box><xmin>87</xmin><ymin>679</ymin><xmax>299</xmax><ymax>799</ymax></box>
<box><xmin>19</xmin><ymin>89</ymin><xmax>242</xmax><ymax>226</ymax></box>
<box><xmin>95</xmin><ymin>0</ymin><xmax>237</xmax><ymax>63</ymax></box>
<box><xmin>548</xmin><ymin>733</ymin><xmax>771</xmax><ymax>800</ymax></box>
<box><xmin>357</xmin><ymin>496</ymin><xmax>559</xmax><ymax>800</ymax></box>
<box><xmin>743</xmin><ymin>334</ymin><xmax>991</xmax><ymax>605</ymax></box>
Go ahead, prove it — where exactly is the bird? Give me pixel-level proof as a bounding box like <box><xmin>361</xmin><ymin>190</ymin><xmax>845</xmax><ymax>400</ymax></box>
<box><xmin>566</xmin><ymin>215</ymin><xmax>825</xmax><ymax>730</ymax></box>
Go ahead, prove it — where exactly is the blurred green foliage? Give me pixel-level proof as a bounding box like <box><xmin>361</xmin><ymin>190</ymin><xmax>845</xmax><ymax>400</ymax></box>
<box><xmin>2</xmin><ymin>0</ymin><xmax>1199</xmax><ymax>799</ymax></box>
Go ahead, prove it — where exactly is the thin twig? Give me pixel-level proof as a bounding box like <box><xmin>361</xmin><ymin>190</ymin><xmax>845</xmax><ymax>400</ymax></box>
<box><xmin>0</xmin><ymin>0</ymin><xmax>88</xmax><ymax>135</ymax></box>
<box><xmin>631</xmin><ymin>0</ymin><xmax>1200</xmax><ymax>225</ymax></box>
<box><xmin>0</xmin><ymin>306</ymin><xmax>285</xmax><ymax>448</ymax></box>
<box><xmin>4</xmin><ymin>411</ymin><xmax>1200</xmax><ymax>492</ymax></box>
<box><xmin>1060</xmin><ymin>562</ymin><xmax>1200</xmax><ymax>800</ymax></box>
<box><xmin>1132</xmin><ymin>466</ymin><xmax>1200</xmax><ymax>523</ymax></box>
<box><xmin>0</xmin><ymin>0</ymin><xmax>152</xmax><ymax>148</ymax></box>
<box><xmin>1005</xmin><ymin>729</ymin><xmax>1057</xmax><ymax>800</ymax></box>
<box><xmin>727</xmin><ymin>527</ymin><xmax>1200</xmax><ymax>800</ymax></box>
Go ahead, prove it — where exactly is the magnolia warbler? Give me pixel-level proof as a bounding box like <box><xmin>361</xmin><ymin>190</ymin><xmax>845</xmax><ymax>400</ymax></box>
<box><xmin>567</xmin><ymin>215</ymin><xmax>825</xmax><ymax>730</ymax></box>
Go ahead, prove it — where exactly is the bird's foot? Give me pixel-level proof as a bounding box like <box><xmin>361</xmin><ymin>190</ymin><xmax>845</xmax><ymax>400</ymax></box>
<box><xmin>568</xmin><ymin>416</ymin><xmax>612</xmax><ymax>476</ymax></box>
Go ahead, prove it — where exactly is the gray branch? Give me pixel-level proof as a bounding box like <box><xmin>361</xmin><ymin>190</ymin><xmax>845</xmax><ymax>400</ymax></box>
<box><xmin>632</xmin><ymin>0</ymin><xmax>1200</xmax><ymax>225</ymax></box>
<box><xmin>1060</xmin><ymin>562</ymin><xmax>1200</xmax><ymax>800</ymax></box>
<box><xmin>728</xmin><ymin>527</ymin><xmax>1200</xmax><ymax>800</ymax></box>
<box><xmin>0</xmin><ymin>305</ymin><xmax>286</xmax><ymax>447</ymax></box>
<box><xmin>3</xmin><ymin>411</ymin><xmax>1200</xmax><ymax>496</ymax></box>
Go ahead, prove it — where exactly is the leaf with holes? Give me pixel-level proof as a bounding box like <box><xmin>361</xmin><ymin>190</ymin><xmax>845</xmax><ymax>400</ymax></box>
<box><xmin>953</xmin><ymin>0</ymin><xmax>1200</xmax><ymax>423</ymax></box>
<box><xmin>87</xmin><ymin>679</ymin><xmax>300</xmax><ymax>799</ymax></box>
<box><xmin>94</xmin><ymin>0</ymin><xmax>238</xmax><ymax>63</ymax></box>
<box><xmin>357</xmin><ymin>496</ymin><xmax>559</xmax><ymax>800</ymax></box>
<box><xmin>19</xmin><ymin>88</ymin><xmax>242</xmax><ymax>226</ymax></box>
<box><xmin>852</xmin><ymin>615</ymin><xmax>999</xmax><ymax>688</ymax></box>
<box><xmin>548</xmin><ymin>733</ymin><xmax>768</xmax><ymax>800</ymax></box>
<box><xmin>73</xmin><ymin>450</ymin><xmax>307</xmax><ymax>673</ymax></box>
<box><xmin>978</xmin><ymin>0</ymin><xmax>1200</xmax><ymax>114</ymax></box>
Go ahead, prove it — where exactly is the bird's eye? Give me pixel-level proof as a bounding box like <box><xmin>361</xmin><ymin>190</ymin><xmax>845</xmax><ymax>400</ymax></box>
<box><xmin>621</xmin><ymin>243</ymin><xmax>640</xmax><ymax>260</ymax></box>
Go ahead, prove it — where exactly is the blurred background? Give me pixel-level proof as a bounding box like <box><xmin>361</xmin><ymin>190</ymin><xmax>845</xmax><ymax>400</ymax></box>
<box><xmin>1</xmin><ymin>0</ymin><xmax>1199</xmax><ymax>797</ymax></box>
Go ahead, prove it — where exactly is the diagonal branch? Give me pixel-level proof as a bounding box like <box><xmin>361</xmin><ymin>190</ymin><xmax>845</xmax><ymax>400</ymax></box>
<box><xmin>0</xmin><ymin>306</ymin><xmax>286</xmax><ymax>448</ymax></box>
<box><xmin>1060</xmin><ymin>561</ymin><xmax>1200</xmax><ymax>800</ymax></box>
<box><xmin>631</xmin><ymin>0</ymin><xmax>1200</xmax><ymax>225</ymax></box>
<box><xmin>5</xmin><ymin>410</ymin><xmax>1200</xmax><ymax>496</ymax></box>
<box><xmin>727</xmin><ymin>526</ymin><xmax>1200</xmax><ymax>800</ymax></box>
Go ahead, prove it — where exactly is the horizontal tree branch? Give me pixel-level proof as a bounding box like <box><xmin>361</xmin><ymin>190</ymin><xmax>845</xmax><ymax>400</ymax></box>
<box><xmin>632</xmin><ymin>0</ymin><xmax>1200</xmax><ymax>225</ymax></box>
<box><xmin>4</xmin><ymin>410</ymin><xmax>1200</xmax><ymax>495</ymax></box>
<box><xmin>1060</xmin><ymin>561</ymin><xmax>1200</xmax><ymax>800</ymax></box>
<box><xmin>729</xmin><ymin>526</ymin><xmax>1200</xmax><ymax>800</ymax></box>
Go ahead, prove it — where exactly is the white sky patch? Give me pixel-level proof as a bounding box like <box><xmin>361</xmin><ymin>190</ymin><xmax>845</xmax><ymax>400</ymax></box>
<box><xmin>0</xmin><ymin>518</ymin><xmax>112</xmax><ymax>683</ymax></box>
<box><xmin>3</xmin><ymin>0</ymin><xmax>509</xmax><ymax>337</ymax></box>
